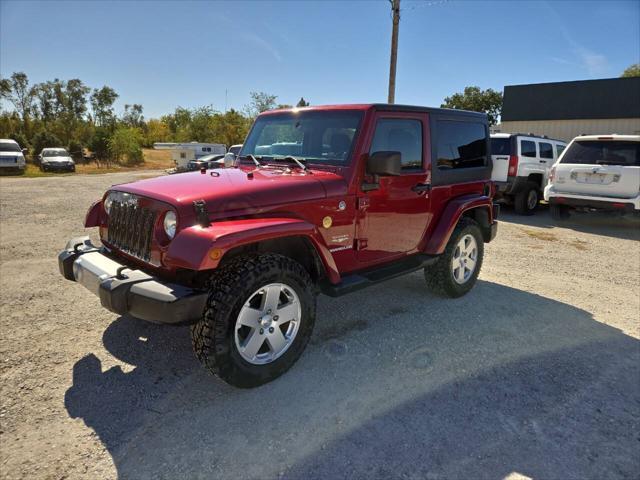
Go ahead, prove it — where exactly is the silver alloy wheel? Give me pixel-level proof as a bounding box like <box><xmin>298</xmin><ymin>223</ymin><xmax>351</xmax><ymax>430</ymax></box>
<box><xmin>527</xmin><ymin>189</ymin><xmax>538</xmax><ymax>210</ymax></box>
<box><xmin>234</xmin><ymin>283</ymin><xmax>302</xmax><ymax>365</ymax></box>
<box><xmin>451</xmin><ymin>234</ymin><xmax>478</xmax><ymax>285</ymax></box>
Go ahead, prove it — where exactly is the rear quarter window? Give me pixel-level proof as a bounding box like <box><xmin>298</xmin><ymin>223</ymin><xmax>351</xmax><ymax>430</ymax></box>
<box><xmin>561</xmin><ymin>140</ymin><xmax>640</xmax><ymax>166</ymax></box>
<box><xmin>436</xmin><ymin>121</ymin><xmax>487</xmax><ymax>170</ymax></box>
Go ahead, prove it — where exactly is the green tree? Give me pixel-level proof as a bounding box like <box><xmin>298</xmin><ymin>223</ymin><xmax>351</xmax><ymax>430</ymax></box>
<box><xmin>144</xmin><ymin>118</ymin><xmax>170</xmax><ymax>146</ymax></box>
<box><xmin>441</xmin><ymin>86</ymin><xmax>503</xmax><ymax>126</ymax></box>
<box><xmin>246</xmin><ymin>91</ymin><xmax>277</xmax><ymax>117</ymax></box>
<box><xmin>122</xmin><ymin>103</ymin><xmax>144</xmax><ymax>127</ymax></box>
<box><xmin>33</xmin><ymin>80</ymin><xmax>58</xmax><ymax>123</ymax></box>
<box><xmin>0</xmin><ymin>72</ymin><xmax>36</xmax><ymax>135</ymax></box>
<box><xmin>89</xmin><ymin>127</ymin><xmax>111</xmax><ymax>162</ymax></box>
<box><xmin>0</xmin><ymin>112</ymin><xmax>22</xmax><ymax>141</ymax></box>
<box><xmin>211</xmin><ymin>109</ymin><xmax>250</xmax><ymax>146</ymax></box>
<box><xmin>621</xmin><ymin>64</ymin><xmax>640</xmax><ymax>78</ymax></box>
<box><xmin>9</xmin><ymin>132</ymin><xmax>29</xmax><ymax>152</ymax></box>
<box><xmin>109</xmin><ymin>126</ymin><xmax>143</xmax><ymax>165</ymax></box>
<box><xmin>32</xmin><ymin>130</ymin><xmax>63</xmax><ymax>156</ymax></box>
<box><xmin>296</xmin><ymin>97</ymin><xmax>310</xmax><ymax>107</ymax></box>
<box><xmin>90</xmin><ymin>86</ymin><xmax>119</xmax><ymax>126</ymax></box>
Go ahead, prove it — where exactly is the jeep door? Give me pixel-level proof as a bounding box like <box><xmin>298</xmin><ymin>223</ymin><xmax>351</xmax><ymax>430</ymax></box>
<box><xmin>356</xmin><ymin>112</ymin><xmax>432</xmax><ymax>264</ymax></box>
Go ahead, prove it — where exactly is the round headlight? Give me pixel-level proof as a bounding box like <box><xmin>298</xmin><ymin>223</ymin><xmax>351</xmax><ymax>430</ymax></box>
<box><xmin>163</xmin><ymin>211</ymin><xmax>177</xmax><ymax>239</ymax></box>
<box><xmin>104</xmin><ymin>192</ymin><xmax>116</xmax><ymax>215</ymax></box>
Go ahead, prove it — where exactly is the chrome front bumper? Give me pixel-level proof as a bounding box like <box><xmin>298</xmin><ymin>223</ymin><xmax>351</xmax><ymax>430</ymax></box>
<box><xmin>58</xmin><ymin>236</ymin><xmax>206</xmax><ymax>324</ymax></box>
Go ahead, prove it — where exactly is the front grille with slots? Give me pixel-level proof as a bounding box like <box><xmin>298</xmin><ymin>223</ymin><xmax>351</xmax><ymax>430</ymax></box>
<box><xmin>107</xmin><ymin>199</ymin><xmax>156</xmax><ymax>262</ymax></box>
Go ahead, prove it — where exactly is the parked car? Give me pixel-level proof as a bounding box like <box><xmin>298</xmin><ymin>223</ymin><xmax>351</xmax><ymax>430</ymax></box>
<box><xmin>186</xmin><ymin>153</ymin><xmax>226</xmax><ymax>171</ymax></box>
<box><xmin>491</xmin><ymin>133</ymin><xmax>566</xmax><ymax>215</ymax></box>
<box><xmin>58</xmin><ymin>103</ymin><xmax>498</xmax><ymax>387</ymax></box>
<box><xmin>0</xmin><ymin>139</ymin><xmax>26</xmax><ymax>174</ymax></box>
<box><xmin>39</xmin><ymin>148</ymin><xmax>76</xmax><ymax>172</ymax></box>
<box><xmin>545</xmin><ymin>134</ymin><xmax>639</xmax><ymax>220</ymax></box>
<box><xmin>228</xmin><ymin>144</ymin><xmax>242</xmax><ymax>157</ymax></box>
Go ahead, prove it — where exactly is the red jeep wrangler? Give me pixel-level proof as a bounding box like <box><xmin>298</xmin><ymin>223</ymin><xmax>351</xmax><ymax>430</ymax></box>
<box><xmin>59</xmin><ymin>104</ymin><xmax>498</xmax><ymax>387</ymax></box>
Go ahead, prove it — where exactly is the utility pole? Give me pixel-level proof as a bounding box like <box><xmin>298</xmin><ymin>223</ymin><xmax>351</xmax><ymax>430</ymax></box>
<box><xmin>387</xmin><ymin>0</ymin><xmax>400</xmax><ymax>104</ymax></box>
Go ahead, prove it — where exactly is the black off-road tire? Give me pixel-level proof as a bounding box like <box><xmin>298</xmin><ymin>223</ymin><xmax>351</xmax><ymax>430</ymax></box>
<box><xmin>514</xmin><ymin>182</ymin><xmax>539</xmax><ymax>215</ymax></box>
<box><xmin>550</xmin><ymin>203</ymin><xmax>570</xmax><ymax>220</ymax></box>
<box><xmin>424</xmin><ymin>217</ymin><xmax>484</xmax><ymax>298</ymax></box>
<box><xmin>191</xmin><ymin>253</ymin><xmax>316</xmax><ymax>388</ymax></box>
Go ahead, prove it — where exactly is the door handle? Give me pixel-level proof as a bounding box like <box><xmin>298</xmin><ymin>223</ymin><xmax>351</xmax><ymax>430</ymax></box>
<box><xmin>540</xmin><ymin>160</ymin><xmax>547</xmax><ymax>163</ymax></box>
<box><xmin>412</xmin><ymin>183</ymin><xmax>431</xmax><ymax>193</ymax></box>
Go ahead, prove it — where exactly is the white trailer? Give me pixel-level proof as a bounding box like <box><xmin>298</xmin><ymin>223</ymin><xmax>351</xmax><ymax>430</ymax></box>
<box><xmin>154</xmin><ymin>142</ymin><xmax>226</xmax><ymax>171</ymax></box>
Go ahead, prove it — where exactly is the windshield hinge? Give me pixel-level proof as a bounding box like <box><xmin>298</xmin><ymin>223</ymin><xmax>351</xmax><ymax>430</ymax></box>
<box><xmin>193</xmin><ymin>200</ymin><xmax>211</xmax><ymax>228</ymax></box>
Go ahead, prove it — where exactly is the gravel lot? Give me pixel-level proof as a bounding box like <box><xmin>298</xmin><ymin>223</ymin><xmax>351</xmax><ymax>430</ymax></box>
<box><xmin>1</xmin><ymin>172</ymin><xmax>639</xmax><ymax>480</ymax></box>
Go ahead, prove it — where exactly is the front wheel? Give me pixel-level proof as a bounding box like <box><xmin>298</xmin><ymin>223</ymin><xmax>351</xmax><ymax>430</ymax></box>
<box><xmin>191</xmin><ymin>253</ymin><xmax>316</xmax><ymax>388</ymax></box>
<box><xmin>424</xmin><ymin>217</ymin><xmax>484</xmax><ymax>298</ymax></box>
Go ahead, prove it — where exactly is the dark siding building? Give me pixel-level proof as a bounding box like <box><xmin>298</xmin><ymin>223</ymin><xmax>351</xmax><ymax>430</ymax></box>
<box><xmin>497</xmin><ymin>77</ymin><xmax>640</xmax><ymax>142</ymax></box>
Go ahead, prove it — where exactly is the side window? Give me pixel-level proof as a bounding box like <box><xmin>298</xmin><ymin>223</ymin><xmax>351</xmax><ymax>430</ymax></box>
<box><xmin>556</xmin><ymin>144</ymin><xmax>566</xmax><ymax>157</ymax></box>
<box><xmin>370</xmin><ymin>118</ymin><xmax>423</xmax><ymax>170</ymax></box>
<box><xmin>436</xmin><ymin>121</ymin><xmax>487</xmax><ymax>170</ymax></box>
<box><xmin>521</xmin><ymin>140</ymin><xmax>537</xmax><ymax>158</ymax></box>
<box><xmin>539</xmin><ymin>142</ymin><xmax>553</xmax><ymax>159</ymax></box>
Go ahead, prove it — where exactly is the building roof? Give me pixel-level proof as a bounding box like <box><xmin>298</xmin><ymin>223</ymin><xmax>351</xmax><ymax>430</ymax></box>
<box><xmin>501</xmin><ymin>77</ymin><xmax>640</xmax><ymax>122</ymax></box>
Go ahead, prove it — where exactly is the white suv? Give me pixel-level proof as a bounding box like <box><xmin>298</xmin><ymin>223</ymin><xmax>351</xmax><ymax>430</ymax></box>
<box><xmin>0</xmin><ymin>139</ymin><xmax>26</xmax><ymax>173</ymax></box>
<box><xmin>544</xmin><ymin>135</ymin><xmax>639</xmax><ymax>220</ymax></box>
<box><xmin>491</xmin><ymin>133</ymin><xmax>567</xmax><ymax>215</ymax></box>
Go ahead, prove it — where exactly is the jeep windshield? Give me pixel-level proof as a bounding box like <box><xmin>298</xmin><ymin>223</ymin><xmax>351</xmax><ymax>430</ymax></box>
<box><xmin>240</xmin><ymin>110</ymin><xmax>363</xmax><ymax>166</ymax></box>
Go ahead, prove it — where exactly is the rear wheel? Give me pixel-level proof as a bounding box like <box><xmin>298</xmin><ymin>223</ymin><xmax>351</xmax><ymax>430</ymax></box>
<box><xmin>514</xmin><ymin>182</ymin><xmax>539</xmax><ymax>215</ymax></box>
<box><xmin>550</xmin><ymin>203</ymin><xmax>570</xmax><ymax>220</ymax></box>
<box><xmin>191</xmin><ymin>253</ymin><xmax>316</xmax><ymax>388</ymax></box>
<box><xmin>425</xmin><ymin>217</ymin><xmax>484</xmax><ymax>298</ymax></box>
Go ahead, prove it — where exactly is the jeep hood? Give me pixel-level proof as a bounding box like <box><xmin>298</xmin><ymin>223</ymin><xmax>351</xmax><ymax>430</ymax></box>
<box><xmin>114</xmin><ymin>167</ymin><xmax>346</xmax><ymax>217</ymax></box>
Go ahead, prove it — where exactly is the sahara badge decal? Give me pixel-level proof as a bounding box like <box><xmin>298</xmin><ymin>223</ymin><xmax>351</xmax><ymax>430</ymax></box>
<box><xmin>322</xmin><ymin>216</ymin><xmax>333</xmax><ymax>229</ymax></box>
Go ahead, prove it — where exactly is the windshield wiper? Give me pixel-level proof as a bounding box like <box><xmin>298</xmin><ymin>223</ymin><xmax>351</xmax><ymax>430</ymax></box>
<box><xmin>282</xmin><ymin>155</ymin><xmax>307</xmax><ymax>171</ymax></box>
<box><xmin>240</xmin><ymin>154</ymin><xmax>263</xmax><ymax>168</ymax></box>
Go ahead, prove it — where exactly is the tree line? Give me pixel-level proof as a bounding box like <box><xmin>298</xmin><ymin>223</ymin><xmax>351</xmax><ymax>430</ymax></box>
<box><xmin>0</xmin><ymin>71</ymin><xmax>310</xmax><ymax>166</ymax></box>
<box><xmin>2</xmin><ymin>64</ymin><xmax>638</xmax><ymax>166</ymax></box>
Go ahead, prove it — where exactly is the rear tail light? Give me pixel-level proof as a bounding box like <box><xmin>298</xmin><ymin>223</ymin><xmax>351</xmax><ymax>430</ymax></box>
<box><xmin>507</xmin><ymin>155</ymin><xmax>518</xmax><ymax>176</ymax></box>
<box><xmin>549</xmin><ymin>166</ymin><xmax>556</xmax><ymax>182</ymax></box>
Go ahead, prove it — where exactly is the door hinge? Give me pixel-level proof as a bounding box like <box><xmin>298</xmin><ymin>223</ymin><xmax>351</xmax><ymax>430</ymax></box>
<box><xmin>355</xmin><ymin>238</ymin><xmax>368</xmax><ymax>250</ymax></box>
<box><xmin>357</xmin><ymin>197</ymin><xmax>370</xmax><ymax>210</ymax></box>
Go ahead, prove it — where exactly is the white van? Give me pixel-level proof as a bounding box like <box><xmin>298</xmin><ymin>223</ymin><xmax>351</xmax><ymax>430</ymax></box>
<box><xmin>491</xmin><ymin>133</ymin><xmax>567</xmax><ymax>215</ymax></box>
<box><xmin>544</xmin><ymin>134</ymin><xmax>639</xmax><ymax>219</ymax></box>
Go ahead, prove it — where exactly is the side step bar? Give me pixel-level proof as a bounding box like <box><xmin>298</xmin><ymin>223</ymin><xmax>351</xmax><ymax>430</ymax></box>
<box><xmin>320</xmin><ymin>254</ymin><xmax>439</xmax><ymax>297</ymax></box>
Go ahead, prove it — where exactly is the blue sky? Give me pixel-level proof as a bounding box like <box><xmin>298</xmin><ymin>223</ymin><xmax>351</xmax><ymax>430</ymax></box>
<box><xmin>1</xmin><ymin>0</ymin><xmax>638</xmax><ymax>118</ymax></box>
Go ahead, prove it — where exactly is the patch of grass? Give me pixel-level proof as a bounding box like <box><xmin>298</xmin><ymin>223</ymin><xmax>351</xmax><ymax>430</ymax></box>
<box><xmin>518</xmin><ymin>228</ymin><xmax>558</xmax><ymax>242</ymax></box>
<box><xmin>569</xmin><ymin>239</ymin><xmax>589</xmax><ymax>251</ymax></box>
<box><xmin>9</xmin><ymin>149</ymin><xmax>173</xmax><ymax>178</ymax></box>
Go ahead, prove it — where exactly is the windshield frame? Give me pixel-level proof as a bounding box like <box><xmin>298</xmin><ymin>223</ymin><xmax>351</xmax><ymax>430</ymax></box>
<box><xmin>239</xmin><ymin>110</ymin><xmax>364</xmax><ymax>167</ymax></box>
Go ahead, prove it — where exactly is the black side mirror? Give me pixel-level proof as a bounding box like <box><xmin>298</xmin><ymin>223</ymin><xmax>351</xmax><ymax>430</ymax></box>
<box><xmin>367</xmin><ymin>151</ymin><xmax>402</xmax><ymax>176</ymax></box>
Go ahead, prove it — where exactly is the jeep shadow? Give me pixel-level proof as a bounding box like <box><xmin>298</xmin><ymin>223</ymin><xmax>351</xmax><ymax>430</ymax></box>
<box><xmin>500</xmin><ymin>205</ymin><xmax>640</xmax><ymax>241</ymax></box>
<box><xmin>65</xmin><ymin>278</ymin><xmax>640</xmax><ymax>479</ymax></box>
